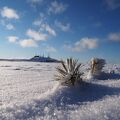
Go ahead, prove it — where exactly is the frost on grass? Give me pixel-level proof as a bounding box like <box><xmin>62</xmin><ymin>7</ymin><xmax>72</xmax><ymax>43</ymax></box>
<box><xmin>87</xmin><ymin>58</ymin><xmax>106</xmax><ymax>79</ymax></box>
<box><xmin>55</xmin><ymin>58</ymin><xmax>83</xmax><ymax>86</ymax></box>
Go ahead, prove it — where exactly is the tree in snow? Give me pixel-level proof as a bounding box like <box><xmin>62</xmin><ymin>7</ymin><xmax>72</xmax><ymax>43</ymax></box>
<box><xmin>55</xmin><ymin>58</ymin><xmax>83</xmax><ymax>86</ymax></box>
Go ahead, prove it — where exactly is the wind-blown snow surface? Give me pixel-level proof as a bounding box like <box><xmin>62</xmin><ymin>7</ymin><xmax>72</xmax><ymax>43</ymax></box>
<box><xmin>0</xmin><ymin>61</ymin><xmax>120</xmax><ymax>120</ymax></box>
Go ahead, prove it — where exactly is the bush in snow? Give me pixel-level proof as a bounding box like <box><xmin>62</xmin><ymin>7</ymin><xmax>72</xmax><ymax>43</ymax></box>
<box><xmin>55</xmin><ymin>58</ymin><xmax>83</xmax><ymax>86</ymax></box>
<box><xmin>88</xmin><ymin>58</ymin><xmax>106</xmax><ymax>79</ymax></box>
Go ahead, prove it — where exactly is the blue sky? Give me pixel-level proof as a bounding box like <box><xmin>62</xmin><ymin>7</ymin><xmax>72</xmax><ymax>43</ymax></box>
<box><xmin>0</xmin><ymin>0</ymin><xmax>120</xmax><ymax>63</ymax></box>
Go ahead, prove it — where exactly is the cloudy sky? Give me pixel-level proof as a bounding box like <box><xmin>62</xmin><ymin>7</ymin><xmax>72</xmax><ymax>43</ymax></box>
<box><xmin>0</xmin><ymin>0</ymin><xmax>120</xmax><ymax>63</ymax></box>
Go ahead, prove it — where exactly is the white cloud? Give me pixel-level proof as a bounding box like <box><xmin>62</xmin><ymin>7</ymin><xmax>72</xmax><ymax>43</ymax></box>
<box><xmin>105</xmin><ymin>0</ymin><xmax>120</xmax><ymax>9</ymax></box>
<box><xmin>0</xmin><ymin>7</ymin><xmax>19</xmax><ymax>19</ymax></box>
<box><xmin>7</xmin><ymin>36</ymin><xmax>19</xmax><ymax>43</ymax></box>
<box><xmin>0</xmin><ymin>20</ymin><xmax>15</xmax><ymax>30</ymax></box>
<box><xmin>27</xmin><ymin>0</ymin><xmax>43</xmax><ymax>8</ymax></box>
<box><xmin>33</xmin><ymin>13</ymin><xmax>46</xmax><ymax>27</ymax></box>
<box><xmin>7</xmin><ymin>35</ymin><xmax>38</xmax><ymax>48</ymax></box>
<box><xmin>55</xmin><ymin>21</ymin><xmax>70</xmax><ymax>32</ymax></box>
<box><xmin>26</xmin><ymin>29</ymin><xmax>48</xmax><ymax>41</ymax></box>
<box><xmin>64</xmin><ymin>37</ymin><xmax>98</xmax><ymax>52</ymax></box>
<box><xmin>76</xmin><ymin>38</ymin><xmax>98</xmax><ymax>49</ymax></box>
<box><xmin>45</xmin><ymin>45</ymin><xmax>57</xmax><ymax>52</ymax></box>
<box><xmin>108</xmin><ymin>32</ymin><xmax>120</xmax><ymax>41</ymax></box>
<box><xmin>33</xmin><ymin>20</ymin><xmax>42</xmax><ymax>26</ymax></box>
<box><xmin>33</xmin><ymin>13</ymin><xmax>46</xmax><ymax>29</ymax></box>
<box><xmin>48</xmin><ymin>1</ymin><xmax>68</xmax><ymax>14</ymax></box>
<box><xmin>64</xmin><ymin>44</ymin><xmax>73</xmax><ymax>51</ymax></box>
<box><xmin>33</xmin><ymin>19</ymin><xmax>56</xmax><ymax>36</ymax></box>
<box><xmin>28</xmin><ymin>0</ymin><xmax>43</xmax><ymax>3</ymax></box>
<box><xmin>19</xmin><ymin>39</ymin><xmax>38</xmax><ymax>47</ymax></box>
<box><xmin>42</xmin><ymin>24</ymin><xmax>56</xmax><ymax>36</ymax></box>
<box><xmin>6</xmin><ymin>23</ymin><xmax>15</xmax><ymax>30</ymax></box>
<box><xmin>45</xmin><ymin>25</ymin><xmax>56</xmax><ymax>36</ymax></box>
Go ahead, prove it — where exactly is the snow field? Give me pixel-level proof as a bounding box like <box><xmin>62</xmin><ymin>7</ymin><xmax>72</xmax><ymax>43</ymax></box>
<box><xmin>0</xmin><ymin>61</ymin><xmax>120</xmax><ymax>120</ymax></box>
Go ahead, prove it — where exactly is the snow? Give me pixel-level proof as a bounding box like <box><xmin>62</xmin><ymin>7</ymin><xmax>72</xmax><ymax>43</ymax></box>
<box><xmin>0</xmin><ymin>61</ymin><xmax>120</xmax><ymax>120</ymax></box>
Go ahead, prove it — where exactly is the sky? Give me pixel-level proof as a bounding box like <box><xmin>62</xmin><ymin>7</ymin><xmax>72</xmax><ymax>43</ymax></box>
<box><xmin>0</xmin><ymin>0</ymin><xmax>120</xmax><ymax>63</ymax></box>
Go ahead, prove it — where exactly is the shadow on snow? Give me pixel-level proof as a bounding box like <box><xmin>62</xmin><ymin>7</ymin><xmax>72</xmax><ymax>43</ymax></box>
<box><xmin>94</xmin><ymin>72</ymin><xmax>120</xmax><ymax>80</ymax></box>
<box><xmin>2</xmin><ymin>81</ymin><xmax>120</xmax><ymax>120</ymax></box>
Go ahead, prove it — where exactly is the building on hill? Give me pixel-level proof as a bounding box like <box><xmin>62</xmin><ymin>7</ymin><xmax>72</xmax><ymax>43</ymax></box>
<box><xmin>30</xmin><ymin>55</ymin><xmax>59</xmax><ymax>62</ymax></box>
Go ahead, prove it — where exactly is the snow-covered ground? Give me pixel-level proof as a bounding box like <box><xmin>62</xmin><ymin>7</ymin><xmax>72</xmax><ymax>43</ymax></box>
<box><xmin>0</xmin><ymin>61</ymin><xmax>120</xmax><ymax>120</ymax></box>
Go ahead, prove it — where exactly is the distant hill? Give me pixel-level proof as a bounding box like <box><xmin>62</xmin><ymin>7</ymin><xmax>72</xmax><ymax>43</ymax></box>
<box><xmin>0</xmin><ymin>56</ymin><xmax>59</xmax><ymax>63</ymax></box>
<box><xmin>30</xmin><ymin>55</ymin><xmax>59</xmax><ymax>62</ymax></box>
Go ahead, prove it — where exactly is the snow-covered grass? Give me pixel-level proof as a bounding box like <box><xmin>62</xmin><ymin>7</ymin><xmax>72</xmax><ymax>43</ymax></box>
<box><xmin>0</xmin><ymin>61</ymin><xmax>120</xmax><ymax>120</ymax></box>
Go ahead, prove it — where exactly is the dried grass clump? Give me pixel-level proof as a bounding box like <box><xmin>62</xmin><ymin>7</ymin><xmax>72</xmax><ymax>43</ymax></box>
<box><xmin>90</xmin><ymin>58</ymin><xmax>106</xmax><ymax>76</ymax></box>
<box><xmin>55</xmin><ymin>58</ymin><xmax>83</xmax><ymax>86</ymax></box>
